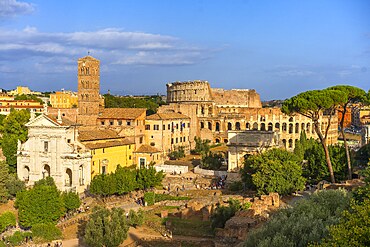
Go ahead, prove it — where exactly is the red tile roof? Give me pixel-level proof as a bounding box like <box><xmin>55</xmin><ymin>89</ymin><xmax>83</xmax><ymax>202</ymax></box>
<box><xmin>98</xmin><ymin>108</ymin><xmax>146</xmax><ymax>119</ymax></box>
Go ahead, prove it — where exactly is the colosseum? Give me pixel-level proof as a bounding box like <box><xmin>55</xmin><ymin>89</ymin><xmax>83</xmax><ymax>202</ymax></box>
<box><xmin>160</xmin><ymin>80</ymin><xmax>338</xmax><ymax>152</ymax></box>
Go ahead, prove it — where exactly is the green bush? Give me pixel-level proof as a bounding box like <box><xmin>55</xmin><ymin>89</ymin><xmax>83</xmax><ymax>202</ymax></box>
<box><xmin>244</xmin><ymin>189</ymin><xmax>351</xmax><ymax>247</ymax></box>
<box><xmin>5</xmin><ymin>231</ymin><xmax>30</xmax><ymax>246</ymax></box>
<box><xmin>201</xmin><ymin>152</ymin><xmax>223</xmax><ymax>170</ymax></box>
<box><xmin>61</xmin><ymin>191</ymin><xmax>81</xmax><ymax>212</ymax></box>
<box><xmin>128</xmin><ymin>209</ymin><xmax>144</xmax><ymax>228</ymax></box>
<box><xmin>0</xmin><ymin>211</ymin><xmax>16</xmax><ymax>233</ymax></box>
<box><xmin>211</xmin><ymin>199</ymin><xmax>249</xmax><ymax>229</ymax></box>
<box><xmin>228</xmin><ymin>181</ymin><xmax>243</xmax><ymax>191</ymax></box>
<box><xmin>144</xmin><ymin>192</ymin><xmax>155</xmax><ymax>206</ymax></box>
<box><xmin>32</xmin><ymin>223</ymin><xmax>62</xmax><ymax>242</ymax></box>
<box><xmin>168</xmin><ymin>146</ymin><xmax>185</xmax><ymax>160</ymax></box>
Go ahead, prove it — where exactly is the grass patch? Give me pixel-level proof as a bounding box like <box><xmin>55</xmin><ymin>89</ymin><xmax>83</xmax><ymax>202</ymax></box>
<box><xmin>165</xmin><ymin>217</ymin><xmax>214</xmax><ymax>237</ymax></box>
<box><xmin>154</xmin><ymin>193</ymin><xmax>190</xmax><ymax>202</ymax></box>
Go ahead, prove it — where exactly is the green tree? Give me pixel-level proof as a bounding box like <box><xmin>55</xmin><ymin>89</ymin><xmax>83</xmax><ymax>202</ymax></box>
<box><xmin>0</xmin><ymin>161</ymin><xmax>9</xmax><ymax>203</ymax></box>
<box><xmin>244</xmin><ymin>189</ymin><xmax>351</xmax><ymax>247</ymax></box>
<box><xmin>0</xmin><ymin>211</ymin><xmax>16</xmax><ymax>233</ymax></box>
<box><xmin>327</xmin><ymin>85</ymin><xmax>366</xmax><ymax>179</ymax></box>
<box><xmin>128</xmin><ymin>209</ymin><xmax>144</xmax><ymax>228</ymax></box>
<box><xmin>318</xmin><ymin>199</ymin><xmax>370</xmax><ymax>247</ymax></box>
<box><xmin>168</xmin><ymin>146</ymin><xmax>185</xmax><ymax>160</ymax></box>
<box><xmin>0</xmin><ymin>109</ymin><xmax>30</xmax><ymax>172</ymax></box>
<box><xmin>282</xmin><ymin>89</ymin><xmax>347</xmax><ymax>183</ymax></box>
<box><xmin>61</xmin><ymin>191</ymin><xmax>81</xmax><ymax>212</ymax></box>
<box><xmin>5</xmin><ymin>173</ymin><xmax>25</xmax><ymax>199</ymax></box>
<box><xmin>14</xmin><ymin>94</ymin><xmax>44</xmax><ymax>104</ymax></box>
<box><xmin>136</xmin><ymin>165</ymin><xmax>164</xmax><ymax>190</ymax></box>
<box><xmin>114</xmin><ymin>166</ymin><xmax>138</xmax><ymax>194</ymax></box>
<box><xmin>201</xmin><ymin>151</ymin><xmax>223</xmax><ymax>170</ymax></box>
<box><xmin>241</xmin><ymin>148</ymin><xmax>305</xmax><ymax>195</ymax></box>
<box><xmin>211</xmin><ymin>199</ymin><xmax>250</xmax><ymax>229</ymax></box>
<box><xmin>31</xmin><ymin>223</ymin><xmax>62</xmax><ymax>242</ymax></box>
<box><xmin>84</xmin><ymin>207</ymin><xmax>129</xmax><ymax>247</ymax></box>
<box><xmin>193</xmin><ymin>137</ymin><xmax>211</xmax><ymax>155</ymax></box>
<box><xmin>15</xmin><ymin>177</ymin><xmax>65</xmax><ymax>228</ymax></box>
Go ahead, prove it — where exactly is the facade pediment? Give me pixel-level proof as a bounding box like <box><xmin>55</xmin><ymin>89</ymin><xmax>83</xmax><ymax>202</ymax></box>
<box><xmin>26</xmin><ymin>114</ymin><xmax>62</xmax><ymax>128</ymax></box>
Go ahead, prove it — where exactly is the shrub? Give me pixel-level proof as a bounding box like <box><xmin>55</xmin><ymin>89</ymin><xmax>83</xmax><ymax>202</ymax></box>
<box><xmin>228</xmin><ymin>181</ymin><xmax>243</xmax><ymax>191</ymax></box>
<box><xmin>61</xmin><ymin>191</ymin><xmax>81</xmax><ymax>212</ymax></box>
<box><xmin>168</xmin><ymin>146</ymin><xmax>185</xmax><ymax>160</ymax></box>
<box><xmin>211</xmin><ymin>199</ymin><xmax>249</xmax><ymax>229</ymax></box>
<box><xmin>154</xmin><ymin>193</ymin><xmax>190</xmax><ymax>202</ymax></box>
<box><xmin>128</xmin><ymin>209</ymin><xmax>144</xmax><ymax>228</ymax></box>
<box><xmin>201</xmin><ymin>152</ymin><xmax>223</xmax><ymax>170</ymax></box>
<box><xmin>0</xmin><ymin>211</ymin><xmax>16</xmax><ymax>233</ymax></box>
<box><xmin>32</xmin><ymin>223</ymin><xmax>62</xmax><ymax>242</ymax></box>
<box><xmin>144</xmin><ymin>192</ymin><xmax>155</xmax><ymax>206</ymax></box>
<box><xmin>5</xmin><ymin>231</ymin><xmax>31</xmax><ymax>246</ymax></box>
<box><xmin>244</xmin><ymin>189</ymin><xmax>351</xmax><ymax>247</ymax></box>
<box><xmin>84</xmin><ymin>207</ymin><xmax>129</xmax><ymax>247</ymax></box>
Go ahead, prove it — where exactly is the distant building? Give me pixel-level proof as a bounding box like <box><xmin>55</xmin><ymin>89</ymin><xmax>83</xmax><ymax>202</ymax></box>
<box><xmin>8</xmin><ymin>86</ymin><xmax>41</xmax><ymax>96</ymax></box>
<box><xmin>134</xmin><ymin>144</ymin><xmax>162</xmax><ymax>168</ymax></box>
<box><xmin>0</xmin><ymin>99</ymin><xmax>43</xmax><ymax>115</ymax></box>
<box><xmin>352</xmin><ymin>106</ymin><xmax>370</xmax><ymax>127</ymax></box>
<box><xmin>338</xmin><ymin>107</ymin><xmax>352</xmax><ymax>128</ymax></box>
<box><xmin>50</xmin><ymin>91</ymin><xmax>78</xmax><ymax>108</ymax></box>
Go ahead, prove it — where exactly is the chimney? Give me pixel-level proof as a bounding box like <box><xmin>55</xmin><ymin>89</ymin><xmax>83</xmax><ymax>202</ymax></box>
<box><xmin>57</xmin><ymin>109</ymin><xmax>62</xmax><ymax>124</ymax></box>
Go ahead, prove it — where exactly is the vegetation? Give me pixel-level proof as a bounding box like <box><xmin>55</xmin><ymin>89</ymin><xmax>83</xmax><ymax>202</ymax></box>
<box><xmin>201</xmin><ymin>151</ymin><xmax>223</xmax><ymax>170</ymax></box>
<box><xmin>90</xmin><ymin>166</ymin><xmax>164</xmax><ymax>196</ymax></box>
<box><xmin>127</xmin><ymin>209</ymin><xmax>144</xmax><ymax>228</ymax></box>
<box><xmin>0</xmin><ymin>109</ymin><xmax>30</xmax><ymax>172</ymax></box>
<box><xmin>168</xmin><ymin>146</ymin><xmax>185</xmax><ymax>160</ymax></box>
<box><xmin>211</xmin><ymin>199</ymin><xmax>251</xmax><ymax>229</ymax></box>
<box><xmin>3</xmin><ymin>231</ymin><xmax>31</xmax><ymax>246</ymax></box>
<box><xmin>104</xmin><ymin>94</ymin><xmax>165</xmax><ymax>115</ymax></box>
<box><xmin>167</xmin><ymin>217</ymin><xmax>214</xmax><ymax>237</ymax></box>
<box><xmin>241</xmin><ymin>148</ymin><xmax>305</xmax><ymax>195</ymax></box>
<box><xmin>84</xmin><ymin>206</ymin><xmax>129</xmax><ymax>247</ymax></box>
<box><xmin>143</xmin><ymin>192</ymin><xmax>155</xmax><ymax>206</ymax></box>
<box><xmin>327</xmin><ymin>85</ymin><xmax>366</xmax><ymax>179</ymax></box>
<box><xmin>32</xmin><ymin>223</ymin><xmax>62</xmax><ymax>242</ymax></box>
<box><xmin>0</xmin><ymin>211</ymin><xmax>16</xmax><ymax>233</ymax></box>
<box><xmin>0</xmin><ymin>161</ymin><xmax>25</xmax><ymax>203</ymax></box>
<box><xmin>15</xmin><ymin>177</ymin><xmax>78</xmax><ymax>228</ymax></box>
<box><xmin>143</xmin><ymin>192</ymin><xmax>190</xmax><ymax>206</ymax></box>
<box><xmin>294</xmin><ymin>132</ymin><xmax>347</xmax><ymax>183</ymax></box>
<box><xmin>282</xmin><ymin>89</ymin><xmax>347</xmax><ymax>183</ymax></box>
<box><xmin>193</xmin><ymin>137</ymin><xmax>211</xmax><ymax>155</ymax></box>
<box><xmin>14</xmin><ymin>94</ymin><xmax>44</xmax><ymax>104</ymax></box>
<box><xmin>244</xmin><ymin>189</ymin><xmax>351</xmax><ymax>247</ymax></box>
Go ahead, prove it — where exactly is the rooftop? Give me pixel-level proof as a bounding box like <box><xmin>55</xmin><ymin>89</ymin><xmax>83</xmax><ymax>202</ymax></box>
<box><xmin>98</xmin><ymin>108</ymin><xmax>146</xmax><ymax>119</ymax></box>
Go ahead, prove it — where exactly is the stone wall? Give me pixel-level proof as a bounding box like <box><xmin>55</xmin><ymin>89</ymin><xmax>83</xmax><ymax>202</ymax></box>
<box><xmin>194</xmin><ymin>165</ymin><xmax>228</xmax><ymax>177</ymax></box>
<box><xmin>211</xmin><ymin>88</ymin><xmax>262</xmax><ymax>108</ymax></box>
<box><xmin>155</xmin><ymin>164</ymin><xmax>189</xmax><ymax>174</ymax></box>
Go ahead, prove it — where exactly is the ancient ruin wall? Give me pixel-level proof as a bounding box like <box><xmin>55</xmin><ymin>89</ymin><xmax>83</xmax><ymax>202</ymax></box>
<box><xmin>166</xmin><ymin>81</ymin><xmax>212</xmax><ymax>103</ymax></box>
<box><xmin>211</xmin><ymin>88</ymin><xmax>262</xmax><ymax>108</ymax></box>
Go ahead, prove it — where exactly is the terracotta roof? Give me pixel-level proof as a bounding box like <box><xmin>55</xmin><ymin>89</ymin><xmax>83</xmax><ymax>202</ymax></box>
<box><xmin>78</xmin><ymin>129</ymin><xmax>120</xmax><ymax>141</ymax></box>
<box><xmin>134</xmin><ymin>144</ymin><xmax>160</xmax><ymax>153</ymax></box>
<box><xmin>98</xmin><ymin>108</ymin><xmax>146</xmax><ymax>119</ymax></box>
<box><xmin>47</xmin><ymin>114</ymin><xmax>78</xmax><ymax>126</ymax></box>
<box><xmin>146</xmin><ymin>112</ymin><xmax>190</xmax><ymax>120</ymax></box>
<box><xmin>83</xmin><ymin>139</ymin><xmax>134</xmax><ymax>149</ymax></box>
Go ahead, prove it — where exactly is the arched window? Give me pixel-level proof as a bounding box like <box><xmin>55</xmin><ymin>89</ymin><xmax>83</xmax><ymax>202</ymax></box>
<box><xmin>235</xmin><ymin>122</ymin><xmax>241</xmax><ymax>130</ymax></box>
<box><xmin>261</xmin><ymin>123</ymin><xmax>266</xmax><ymax>131</ymax></box>
<box><xmin>289</xmin><ymin>117</ymin><xmax>294</xmax><ymax>122</ymax></box>
<box><xmin>268</xmin><ymin>123</ymin><xmax>273</xmax><ymax>131</ymax></box>
<box><xmin>275</xmin><ymin>123</ymin><xmax>280</xmax><ymax>131</ymax></box>
<box><xmin>215</xmin><ymin>138</ymin><xmax>220</xmax><ymax>143</ymax></box>
<box><xmin>24</xmin><ymin>166</ymin><xmax>30</xmax><ymax>182</ymax></box>
<box><xmin>200</xmin><ymin>122</ymin><xmax>204</xmax><ymax>128</ymax></box>
<box><xmin>288</xmin><ymin>139</ymin><xmax>293</xmax><ymax>148</ymax></box>
<box><xmin>43</xmin><ymin>165</ymin><xmax>50</xmax><ymax>178</ymax></box>
<box><xmin>66</xmin><ymin>168</ymin><xmax>72</xmax><ymax>187</ymax></box>
<box><xmin>215</xmin><ymin>122</ymin><xmax>220</xmax><ymax>132</ymax></box>
<box><xmin>295</xmin><ymin>123</ymin><xmax>299</xmax><ymax>133</ymax></box>
<box><xmin>306</xmin><ymin>123</ymin><xmax>311</xmax><ymax>133</ymax></box>
<box><xmin>282</xmin><ymin>123</ymin><xmax>287</xmax><ymax>132</ymax></box>
<box><xmin>208</xmin><ymin>122</ymin><xmax>212</xmax><ymax>130</ymax></box>
<box><xmin>252</xmin><ymin>122</ymin><xmax>258</xmax><ymax>130</ymax></box>
<box><xmin>246</xmin><ymin>123</ymin><xmax>250</xmax><ymax>130</ymax></box>
<box><xmin>224</xmin><ymin>139</ymin><xmax>228</xmax><ymax>143</ymax></box>
<box><xmin>228</xmin><ymin>122</ymin><xmax>232</xmax><ymax>130</ymax></box>
<box><xmin>301</xmin><ymin>123</ymin><xmax>305</xmax><ymax>132</ymax></box>
<box><xmin>289</xmin><ymin>123</ymin><xmax>293</xmax><ymax>134</ymax></box>
<box><xmin>282</xmin><ymin>139</ymin><xmax>287</xmax><ymax>148</ymax></box>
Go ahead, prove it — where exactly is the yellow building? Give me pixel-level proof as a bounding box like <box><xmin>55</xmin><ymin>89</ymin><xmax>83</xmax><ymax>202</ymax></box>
<box><xmin>0</xmin><ymin>99</ymin><xmax>44</xmax><ymax>115</ymax></box>
<box><xmin>8</xmin><ymin>86</ymin><xmax>41</xmax><ymax>96</ymax></box>
<box><xmin>78</xmin><ymin>129</ymin><xmax>135</xmax><ymax>177</ymax></box>
<box><xmin>134</xmin><ymin>144</ymin><xmax>162</xmax><ymax>168</ymax></box>
<box><xmin>50</xmin><ymin>91</ymin><xmax>78</xmax><ymax>108</ymax></box>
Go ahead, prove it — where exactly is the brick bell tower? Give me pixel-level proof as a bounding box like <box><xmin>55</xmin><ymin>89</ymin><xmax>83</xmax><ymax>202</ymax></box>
<box><xmin>77</xmin><ymin>56</ymin><xmax>100</xmax><ymax>126</ymax></box>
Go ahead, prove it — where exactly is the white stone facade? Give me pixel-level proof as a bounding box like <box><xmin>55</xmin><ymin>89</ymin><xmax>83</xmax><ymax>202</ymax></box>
<box><xmin>17</xmin><ymin>114</ymin><xmax>91</xmax><ymax>193</ymax></box>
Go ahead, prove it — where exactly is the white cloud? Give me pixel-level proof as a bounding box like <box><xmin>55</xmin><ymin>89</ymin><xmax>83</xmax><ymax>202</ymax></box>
<box><xmin>0</xmin><ymin>27</ymin><xmax>211</xmax><ymax>72</ymax></box>
<box><xmin>0</xmin><ymin>0</ymin><xmax>34</xmax><ymax>18</ymax></box>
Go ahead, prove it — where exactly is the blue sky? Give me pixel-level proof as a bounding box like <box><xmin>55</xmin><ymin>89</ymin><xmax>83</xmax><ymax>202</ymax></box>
<box><xmin>0</xmin><ymin>0</ymin><xmax>369</xmax><ymax>100</ymax></box>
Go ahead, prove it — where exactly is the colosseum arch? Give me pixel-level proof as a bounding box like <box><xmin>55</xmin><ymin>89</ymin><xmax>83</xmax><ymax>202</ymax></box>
<box><xmin>208</xmin><ymin>122</ymin><xmax>212</xmax><ymax>130</ymax></box>
<box><xmin>288</xmin><ymin>139</ymin><xmax>293</xmax><ymax>148</ymax></box>
<box><xmin>228</xmin><ymin>122</ymin><xmax>232</xmax><ymax>130</ymax></box>
<box><xmin>215</xmin><ymin>122</ymin><xmax>220</xmax><ymax>132</ymax></box>
<box><xmin>268</xmin><ymin>123</ymin><xmax>273</xmax><ymax>131</ymax></box>
<box><xmin>289</xmin><ymin>117</ymin><xmax>294</xmax><ymax>122</ymax></box>
<box><xmin>260</xmin><ymin>123</ymin><xmax>266</xmax><ymax>131</ymax></box>
<box><xmin>282</xmin><ymin>139</ymin><xmax>287</xmax><ymax>148</ymax></box>
<box><xmin>246</xmin><ymin>122</ymin><xmax>250</xmax><ymax>130</ymax></box>
<box><xmin>252</xmin><ymin>122</ymin><xmax>258</xmax><ymax>130</ymax></box>
<box><xmin>289</xmin><ymin>123</ymin><xmax>293</xmax><ymax>134</ymax></box>
<box><xmin>306</xmin><ymin>123</ymin><xmax>311</xmax><ymax>133</ymax></box>
<box><xmin>275</xmin><ymin>123</ymin><xmax>280</xmax><ymax>131</ymax></box>
<box><xmin>301</xmin><ymin>123</ymin><xmax>305</xmax><ymax>132</ymax></box>
<box><xmin>295</xmin><ymin>123</ymin><xmax>299</xmax><ymax>133</ymax></box>
<box><xmin>235</xmin><ymin>122</ymin><xmax>241</xmax><ymax>130</ymax></box>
